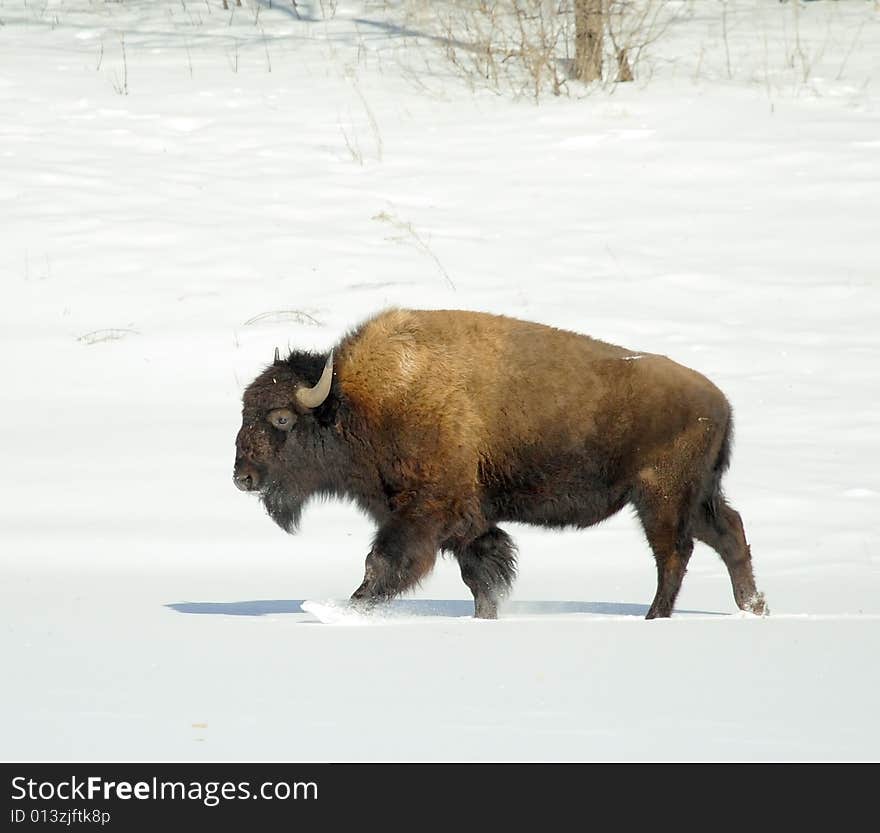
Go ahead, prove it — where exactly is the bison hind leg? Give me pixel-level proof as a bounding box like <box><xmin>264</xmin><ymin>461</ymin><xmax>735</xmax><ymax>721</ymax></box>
<box><xmin>693</xmin><ymin>497</ymin><xmax>767</xmax><ymax>616</ymax></box>
<box><xmin>633</xmin><ymin>482</ymin><xmax>696</xmax><ymax>619</ymax></box>
<box><xmin>454</xmin><ymin>527</ymin><xmax>517</xmax><ymax>620</ymax></box>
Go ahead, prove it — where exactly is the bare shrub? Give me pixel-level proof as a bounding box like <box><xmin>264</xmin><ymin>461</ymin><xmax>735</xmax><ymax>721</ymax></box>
<box><xmin>421</xmin><ymin>1</ymin><xmax>675</xmax><ymax>100</ymax></box>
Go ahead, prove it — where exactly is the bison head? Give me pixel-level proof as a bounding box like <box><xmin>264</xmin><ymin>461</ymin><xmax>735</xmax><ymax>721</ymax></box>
<box><xmin>233</xmin><ymin>349</ymin><xmax>335</xmax><ymax>532</ymax></box>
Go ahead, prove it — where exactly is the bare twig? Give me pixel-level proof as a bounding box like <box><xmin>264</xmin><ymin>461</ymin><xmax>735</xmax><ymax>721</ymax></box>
<box><xmin>111</xmin><ymin>33</ymin><xmax>129</xmax><ymax>95</ymax></box>
<box><xmin>242</xmin><ymin>310</ymin><xmax>324</xmax><ymax>327</ymax></box>
<box><xmin>721</xmin><ymin>0</ymin><xmax>732</xmax><ymax>80</ymax></box>
<box><xmin>340</xmin><ymin>121</ymin><xmax>364</xmax><ymax>165</ymax></box>
<box><xmin>77</xmin><ymin>328</ymin><xmax>139</xmax><ymax>345</ymax></box>
<box><xmin>372</xmin><ymin>211</ymin><xmax>455</xmax><ymax>291</ymax></box>
<box><xmin>836</xmin><ymin>16</ymin><xmax>867</xmax><ymax>82</ymax></box>
<box><xmin>353</xmin><ymin>83</ymin><xmax>383</xmax><ymax>162</ymax></box>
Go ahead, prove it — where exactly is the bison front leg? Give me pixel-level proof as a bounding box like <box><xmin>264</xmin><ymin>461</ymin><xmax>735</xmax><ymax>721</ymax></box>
<box><xmin>350</xmin><ymin>516</ymin><xmax>440</xmax><ymax>608</ymax></box>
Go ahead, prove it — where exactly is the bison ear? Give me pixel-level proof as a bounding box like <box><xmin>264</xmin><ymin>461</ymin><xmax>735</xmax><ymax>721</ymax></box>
<box><xmin>274</xmin><ymin>347</ymin><xmax>281</xmax><ymax>364</ymax></box>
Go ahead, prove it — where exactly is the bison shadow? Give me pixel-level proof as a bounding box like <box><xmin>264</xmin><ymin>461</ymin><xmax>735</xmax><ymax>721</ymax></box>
<box><xmin>165</xmin><ymin>599</ymin><xmax>723</xmax><ymax>618</ymax></box>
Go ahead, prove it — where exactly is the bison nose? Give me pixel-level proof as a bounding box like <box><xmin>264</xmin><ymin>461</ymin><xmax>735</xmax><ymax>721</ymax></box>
<box><xmin>233</xmin><ymin>469</ymin><xmax>259</xmax><ymax>492</ymax></box>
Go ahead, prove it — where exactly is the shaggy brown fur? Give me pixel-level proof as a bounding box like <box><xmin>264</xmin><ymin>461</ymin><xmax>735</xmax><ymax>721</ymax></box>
<box><xmin>234</xmin><ymin>308</ymin><xmax>767</xmax><ymax>619</ymax></box>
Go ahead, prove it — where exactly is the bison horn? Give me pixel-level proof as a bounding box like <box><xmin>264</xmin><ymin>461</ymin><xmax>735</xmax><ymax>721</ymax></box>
<box><xmin>274</xmin><ymin>347</ymin><xmax>281</xmax><ymax>363</ymax></box>
<box><xmin>296</xmin><ymin>350</ymin><xmax>334</xmax><ymax>410</ymax></box>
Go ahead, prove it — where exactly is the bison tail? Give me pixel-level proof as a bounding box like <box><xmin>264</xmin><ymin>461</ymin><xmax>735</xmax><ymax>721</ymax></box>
<box><xmin>700</xmin><ymin>412</ymin><xmax>734</xmax><ymax>522</ymax></box>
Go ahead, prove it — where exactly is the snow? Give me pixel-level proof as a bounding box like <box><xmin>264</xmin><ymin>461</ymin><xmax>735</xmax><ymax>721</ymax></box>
<box><xmin>1</xmin><ymin>1</ymin><xmax>879</xmax><ymax>761</ymax></box>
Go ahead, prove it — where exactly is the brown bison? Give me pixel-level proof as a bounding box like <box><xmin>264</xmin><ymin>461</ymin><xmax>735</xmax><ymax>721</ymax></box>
<box><xmin>233</xmin><ymin>309</ymin><xmax>767</xmax><ymax>619</ymax></box>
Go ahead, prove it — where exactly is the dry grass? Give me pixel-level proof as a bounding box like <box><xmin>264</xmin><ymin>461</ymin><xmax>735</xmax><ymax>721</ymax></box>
<box><xmin>77</xmin><ymin>328</ymin><xmax>139</xmax><ymax>345</ymax></box>
<box><xmin>372</xmin><ymin>210</ymin><xmax>455</xmax><ymax>290</ymax></box>
<box><xmin>242</xmin><ymin>310</ymin><xmax>324</xmax><ymax>327</ymax></box>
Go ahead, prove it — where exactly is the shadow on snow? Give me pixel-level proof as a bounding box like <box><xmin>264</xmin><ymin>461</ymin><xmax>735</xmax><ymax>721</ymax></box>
<box><xmin>165</xmin><ymin>599</ymin><xmax>723</xmax><ymax>618</ymax></box>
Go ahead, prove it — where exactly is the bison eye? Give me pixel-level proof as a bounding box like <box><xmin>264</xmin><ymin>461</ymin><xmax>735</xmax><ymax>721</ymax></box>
<box><xmin>267</xmin><ymin>408</ymin><xmax>295</xmax><ymax>432</ymax></box>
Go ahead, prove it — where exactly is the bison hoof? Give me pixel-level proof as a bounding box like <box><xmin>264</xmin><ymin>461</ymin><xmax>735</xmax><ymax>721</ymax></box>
<box><xmin>474</xmin><ymin>600</ymin><xmax>498</xmax><ymax>620</ymax></box>
<box><xmin>742</xmin><ymin>592</ymin><xmax>769</xmax><ymax>617</ymax></box>
<box><xmin>349</xmin><ymin>591</ymin><xmax>382</xmax><ymax>612</ymax></box>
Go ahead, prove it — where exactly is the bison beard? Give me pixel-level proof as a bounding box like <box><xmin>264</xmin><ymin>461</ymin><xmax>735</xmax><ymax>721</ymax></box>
<box><xmin>233</xmin><ymin>308</ymin><xmax>768</xmax><ymax>620</ymax></box>
<box><xmin>260</xmin><ymin>482</ymin><xmax>305</xmax><ymax>535</ymax></box>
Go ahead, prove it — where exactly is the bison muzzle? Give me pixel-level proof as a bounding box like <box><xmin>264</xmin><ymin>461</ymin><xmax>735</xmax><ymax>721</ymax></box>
<box><xmin>233</xmin><ymin>309</ymin><xmax>767</xmax><ymax>620</ymax></box>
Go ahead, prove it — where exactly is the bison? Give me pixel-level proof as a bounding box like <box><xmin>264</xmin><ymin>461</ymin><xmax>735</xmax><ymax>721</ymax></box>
<box><xmin>233</xmin><ymin>308</ymin><xmax>767</xmax><ymax>620</ymax></box>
